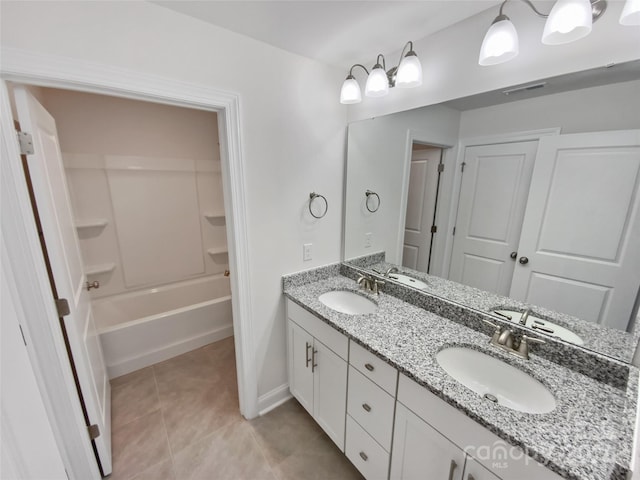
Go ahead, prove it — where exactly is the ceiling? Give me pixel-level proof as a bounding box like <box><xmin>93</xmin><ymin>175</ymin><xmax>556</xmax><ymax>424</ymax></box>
<box><xmin>151</xmin><ymin>1</ymin><xmax>499</xmax><ymax>69</ymax></box>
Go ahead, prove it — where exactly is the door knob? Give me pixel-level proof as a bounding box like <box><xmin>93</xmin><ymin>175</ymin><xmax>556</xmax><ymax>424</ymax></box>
<box><xmin>510</xmin><ymin>251</ymin><xmax>517</xmax><ymax>260</ymax></box>
<box><xmin>519</xmin><ymin>256</ymin><xmax>529</xmax><ymax>265</ymax></box>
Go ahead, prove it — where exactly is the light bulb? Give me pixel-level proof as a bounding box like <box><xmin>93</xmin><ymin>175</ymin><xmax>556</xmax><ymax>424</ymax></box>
<box><xmin>340</xmin><ymin>76</ymin><xmax>362</xmax><ymax>104</ymax></box>
<box><xmin>365</xmin><ymin>65</ymin><xmax>389</xmax><ymax>97</ymax></box>
<box><xmin>620</xmin><ymin>0</ymin><xmax>640</xmax><ymax>25</ymax></box>
<box><xmin>396</xmin><ymin>52</ymin><xmax>423</xmax><ymax>88</ymax></box>
<box><xmin>479</xmin><ymin>15</ymin><xmax>519</xmax><ymax>66</ymax></box>
<box><xmin>542</xmin><ymin>0</ymin><xmax>593</xmax><ymax>45</ymax></box>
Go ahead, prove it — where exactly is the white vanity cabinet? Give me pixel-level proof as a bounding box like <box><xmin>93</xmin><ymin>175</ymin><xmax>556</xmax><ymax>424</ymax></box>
<box><xmin>345</xmin><ymin>341</ymin><xmax>398</xmax><ymax>480</ymax></box>
<box><xmin>392</xmin><ymin>374</ymin><xmax>563</xmax><ymax>480</ymax></box>
<box><xmin>286</xmin><ymin>300</ymin><xmax>348</xmax><ymax>450</ymax></box>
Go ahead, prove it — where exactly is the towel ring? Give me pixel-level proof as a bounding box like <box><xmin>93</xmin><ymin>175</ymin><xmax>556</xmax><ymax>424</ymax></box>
<box><xmin>309</xmin><ymin>192</ymin><xmax>328</xmax><ymax>219</ymax></box>
<box><xmin>365</xmin><ymin>190</ymin><xmax>380</xmax><ymax>213</ymax></box>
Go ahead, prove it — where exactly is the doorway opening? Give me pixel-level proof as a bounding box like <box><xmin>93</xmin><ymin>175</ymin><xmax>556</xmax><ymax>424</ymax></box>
<box><xmin>402</xmin><ymin>142</ymin><xmax>444</xmax><ymax>274</ymax></box>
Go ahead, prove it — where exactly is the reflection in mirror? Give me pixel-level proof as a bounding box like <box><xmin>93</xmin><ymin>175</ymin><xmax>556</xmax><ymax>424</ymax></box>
<box><xmin>343</xmin><ymin>61</ymin><xmax>640</xmax><ymax>363</ymax></box>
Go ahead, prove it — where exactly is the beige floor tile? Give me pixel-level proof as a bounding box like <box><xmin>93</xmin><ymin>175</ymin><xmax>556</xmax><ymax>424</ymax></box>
<box><xmin>249</xmin><ymin>399</ymin><xmax>323</xmax><ymax>465</ymax></box>
<box><xmin>273</xmin><ymin>430</ymin><xmax>364</xmax><ymax>480</ymax></box>
<box><xmin>110</xmin><ymin>366</ymin><xmax>154</xmax><ymax>388</ymax></box>
<box><xmin>111</xmin><ymin>410</ymin><xmax>171</xmax><ymax>480</ymax></box>
<box><xmin>172</xmin><ymin>421</ymin><xmax>277</xmax><ymax>480</ymax></box>
<box><xmin>130</xmin><ymin>459</ymin><xmax>175</xmax><ymax>480</ymax></box>
<box><xmin>160</xmin><ymin>380</ymin><xmax>242</xmax><ymax>452</ymax></box>
<box><xmin>111</xmin><ymin>373</ymin><xmax>160</xmax><ymax>429</ymax></box>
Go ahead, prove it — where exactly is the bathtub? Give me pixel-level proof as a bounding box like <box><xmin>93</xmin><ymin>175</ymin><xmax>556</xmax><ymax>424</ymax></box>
<box><xmin>94</xmin><ymin>275</ymin><xmax>233</xmax><ymax>378</ymax></box>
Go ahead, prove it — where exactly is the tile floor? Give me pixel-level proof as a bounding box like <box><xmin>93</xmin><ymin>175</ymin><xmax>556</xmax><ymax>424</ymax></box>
<box><xmin>108</xmin><ymin>336</ymin><xmax>364</xmax><ymax>480</ymax></box>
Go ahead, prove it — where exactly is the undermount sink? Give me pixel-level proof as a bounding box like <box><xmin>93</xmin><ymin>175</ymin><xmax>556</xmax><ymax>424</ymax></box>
<box><xmin>318</xmin><ymin>290</ymin><xmax>377</xmax><ymax>315</ymax></box>
<box><xmin>388</xmin><ymin>273</ymin><xmax>428</xmax><ymax>290</ymax></box>
<box><xmin>436</xmin><ymin>347</ymin><xmax>556</xmax><ymax>414</ymax></box>
<box><xmin>493</xmin><ymin>310</ymin><xmax>584</xmax><ymax>346</ymax></box>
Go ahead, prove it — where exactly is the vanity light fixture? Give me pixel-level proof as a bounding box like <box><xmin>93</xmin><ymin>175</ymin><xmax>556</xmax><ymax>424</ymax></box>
<box><xmin>620</xmin><ymin>0</ymin><xmax>640</xmax><ymax>25</ymax></box>
<box><xmin>479</xmin><ymin>0</ymin><xmax>608</xmax><ymax>66</ymax></box>
<box><xmin>340</xmin><ymin>41</ymin><xmax>422</xmax><ymax>104</ymax></box>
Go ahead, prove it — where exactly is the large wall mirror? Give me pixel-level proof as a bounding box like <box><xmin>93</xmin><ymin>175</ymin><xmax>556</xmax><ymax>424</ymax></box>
<box><xmin>343</xmin><ymin>60</ymin><xmax>640</xmax><ymax>364</ymax></box>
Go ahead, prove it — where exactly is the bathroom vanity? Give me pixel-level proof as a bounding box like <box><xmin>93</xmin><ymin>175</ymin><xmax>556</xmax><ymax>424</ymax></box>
<box><xmin>283</xmin><ymin>265</ymin><xmax>639</xmax><ymax>480</ymax></box>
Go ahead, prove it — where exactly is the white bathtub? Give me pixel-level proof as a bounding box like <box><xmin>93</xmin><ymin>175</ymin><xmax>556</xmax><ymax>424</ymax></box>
<box><xmin>94</xmin><ymin>275</ymin><xmax>233</xmax><ymax>378</ymax></box>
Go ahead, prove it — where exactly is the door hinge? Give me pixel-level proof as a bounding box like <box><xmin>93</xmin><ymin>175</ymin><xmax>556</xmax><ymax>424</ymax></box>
<box><xmin>437</xmin><ymin>163</ymin><xmax>444</xmax><ymax>173</ymax></box>
<box><xmin>55</xmin><ymin>298</ymin><xmax>71</xmax><ymax>318</ymax></box>
<box><xmin>452</xmin><ymin>227</ymin><xmax>456</xmax><ymax>235</ymax></box>
<box><xmin>16</xmin><ymin>131</ymin><xmax>34</xmax><ymax>155</ymax></box>
<box><xmin>461</xmin><ymin>162</ymin><xmax>466</xmax><ymax>173</ymax></box>
<box><xmin>431</xmin><ymin>225</ymin><xmax>438</xmax><ymax>233</ymax></box>
<box><xmin>88</xmin><ymin>424</ymin><xmax>100</xmax><ymax>440</ymax></box>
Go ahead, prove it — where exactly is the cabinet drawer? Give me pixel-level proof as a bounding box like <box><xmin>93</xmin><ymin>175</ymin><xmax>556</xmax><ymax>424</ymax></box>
<box><xmin>349</xmin><ymin>340</ymin><xmax>398</xmax><ymax>395</ymax></box>
<box><xmin>345</xmin><ymin>415</ymin><xmax>390</xmax><ymax>480</ymax></box>
<box><xmin>287</xmin><ymin>299</ymin><xmax>348</xmax><ymax>360</ymax></box>
<box><xmin>347</xmin><ymin>366</ymin><xmax>395</xmax><ymax>451</ymax></box>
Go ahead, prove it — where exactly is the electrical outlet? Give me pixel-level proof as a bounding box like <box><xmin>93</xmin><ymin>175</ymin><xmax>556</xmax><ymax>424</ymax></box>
<box><xmin>303</xmin><ymin>243</ymin><xmax>313</xmax><ymax>261</ymax></box>
<box><xmin>364</xmin><ymin>232</ymin><xmax>373</xmax><ymax>248</ymax></box>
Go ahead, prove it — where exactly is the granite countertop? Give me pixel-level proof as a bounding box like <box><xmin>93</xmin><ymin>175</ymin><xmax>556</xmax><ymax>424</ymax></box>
<box><xmin>361</xmin><ymin>260</ymin><xmax>640</xmax><ymax>365</ymax></box>
<box><xmin>283</xmin><ymin>273</ymin><xmax>639</xmax><ymax>480</ymax></box>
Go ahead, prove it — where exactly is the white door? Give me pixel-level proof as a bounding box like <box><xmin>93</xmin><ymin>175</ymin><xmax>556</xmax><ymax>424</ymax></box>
<box><xmin>313</xmin><ymin>339</ymin><xmax>347</xmax><ymax>451</ymax></box>
<box><xmin>390</xmin><ymin>403</ymin><xmax>465</xmax><ymax>480</ymax></box>
<box><xmin>14</xmin><ymin>87</ymin><xmax>112</xmax><ymax>475</ymax></box>
<box><xmin>403</xmin><ymin>147</ymin><xmax>441</xmax><ymax>272</ymax></box>
<box><xmin>510</xmin><ymin>130</ymin><xmax>640</xmax><ymax>330</ymax></box>
<box><xmin>449</xmin><ymin>141</ymin><xmax>538</xmax><ymax>295</ymax></box>
<box><xmin>287</xmin><ymin>320</ymin><xmax>314</xmax><ymax>415</ymax></box>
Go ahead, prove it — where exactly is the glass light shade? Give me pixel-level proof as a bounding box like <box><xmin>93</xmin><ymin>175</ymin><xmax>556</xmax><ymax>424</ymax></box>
<box><xmin>340</xmin><ymin>77</ymin><xmax>362</xmax><ymax>104</ymax></box>
<box><xmin>542</xmin><ymin>0</ymin><xmax>593</xmax><ymax>45</ymax></box>
<box><xmin>365</xmin><ymin>65</ymin><xmax>389</xmax><ymax>97</ymax></box>
<box><xmin>478</xmin><ymin>16</ymin><xmax>519</xmax><ymax>66</ymax></box>
<box><xmin>620</xmin><ymin>0</ymin><xmax>640</xmax><ymax>25</ymax></box>
<box><xmin>396</xmin><ymin>53</ymin><xmax>423</xmax><ymax>88</ymax></box>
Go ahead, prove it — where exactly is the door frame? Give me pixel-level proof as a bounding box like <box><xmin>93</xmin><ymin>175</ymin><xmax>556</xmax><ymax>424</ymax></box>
<box><xmin>1</xmin><ymin>47</ymin><xmax>257</xmax><ymax>478</ymax></box>
<box><xmin>443</xmin><ymin>128</ymin><xmax>561</xmax><ymax>280</ymax></box>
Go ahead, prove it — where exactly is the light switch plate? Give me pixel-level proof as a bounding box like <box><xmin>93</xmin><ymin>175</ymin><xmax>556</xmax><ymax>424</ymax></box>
<box><xmin>303</xmin><ymin>243</ymin><xmax>313</xmax><ymax>261</ymax></box>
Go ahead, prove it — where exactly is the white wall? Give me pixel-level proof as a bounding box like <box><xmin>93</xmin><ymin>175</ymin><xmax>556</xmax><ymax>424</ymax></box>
<box><xmin>347</xmin><ymin>0</ymin><xmax>640</xmax><ymax>121</ymax></box>
<box><xmin>1</xmin><ymin>1</ymin><xmax>347</xmax><ymax>400</ymax></box>
<box><xmin>459</xmin><ymin>79</ymin><xmax>640</xmax><ymax>137</ymax></box>
<box><xmin>41</xmin><ymin>89</ymin><xmax>228</xmax><ymax>298</ymax></box>
<box><xmin>344</xmin><ymin>105</ymin><xmax>461</xmax><ymax>267</ymax></box>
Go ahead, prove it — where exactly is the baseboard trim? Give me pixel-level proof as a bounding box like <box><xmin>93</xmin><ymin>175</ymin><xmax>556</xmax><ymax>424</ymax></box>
<box><xmin>258</xmin><ymin>383</ymin><xmax>292</xmax><ymax>416</ymax></box>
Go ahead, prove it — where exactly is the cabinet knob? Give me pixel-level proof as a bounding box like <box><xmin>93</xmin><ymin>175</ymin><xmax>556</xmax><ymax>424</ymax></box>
<box><xmin>362</xmin><ymin>403</ymin><xmax>372</xmax><ymax>412</ymax></box>
<box><xmin>359</xmin><ymin>451</ymin><xmax>368</xmax><ymax>462</ymax></box>
<box><xmin>364</xmin><ymin>363</ymin><xmax>374</xmax><ymax>372</ymax></box>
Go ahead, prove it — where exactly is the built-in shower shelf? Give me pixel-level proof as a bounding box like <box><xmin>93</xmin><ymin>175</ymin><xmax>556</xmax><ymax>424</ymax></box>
<box><xmin>207</xmin><ymin>247</ymin><xmax>228</xmax><ymax>256</ymax></box>
<box><xmin>75</xmin><ymin>219</ymin><xmax>108</xmax><ymax>230</ymax></box>
<box><xmin>85</xmin><ymin>263</ymin><xmax>116</xmax><ymax>276</ymax></box>
<box><xmin>203</xmin><ymin>212</ymin><xmax>225</xmax><ymax>220</ymax></box>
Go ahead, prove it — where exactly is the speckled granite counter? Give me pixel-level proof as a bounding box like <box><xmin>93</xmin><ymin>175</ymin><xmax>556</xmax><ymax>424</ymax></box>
<box><xmin>346</xmin><ymin>255</ymin><xmax>640</xmax><ymax>365</ymax></box>
<box><xmin>283</xmin><ymin>269</ymin><xmax>639</xmax><ymax>480</ymax></box>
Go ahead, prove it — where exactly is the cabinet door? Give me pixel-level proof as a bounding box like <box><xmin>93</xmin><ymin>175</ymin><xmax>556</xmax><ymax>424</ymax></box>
<box><xmin>463</xmin><ymin>457</ymin><xmax>502</xmax><ymax>480</ymax></box>
<box><xmin>313</xmin><ymin>339</ymin><xmax>348</xmax><ymax>451</ymax></box>
<box><xmin>391</xmin><ymin>403</ymin><xmax>465</xmax><ymax>480</ymax></box>
<box><xmin>288</xmin><ymin>320</ymin><xmax>314</xmax><ymax>415</ymax></box>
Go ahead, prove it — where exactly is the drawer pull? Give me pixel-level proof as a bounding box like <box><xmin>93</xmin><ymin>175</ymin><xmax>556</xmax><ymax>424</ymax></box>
<box><xmin>359</xmin><ymin>451</ymin><xmax>368</xmax><ymax>462</ymax></box>
<box><xmin>362</xmin><ymin>403</ymin><xmax>372</xmax><ymax>412</ymax></box>
<box><xmin>364</xmin><ymin>363</ymin><xmax>374</xmax><ymax>371</ymax></box>
<box><xmin>305</xmin><ymin>342</ymin><xmax>311</xmax><ymax>368</ymax></box>
<box><xmin>447</xmin><ymin>460</ymin><xmax>458</xmax><ymax>480</ymax></box>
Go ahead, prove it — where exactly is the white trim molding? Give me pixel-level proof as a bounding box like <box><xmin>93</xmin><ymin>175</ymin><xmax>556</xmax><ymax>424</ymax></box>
<box><xmin>1</xmin><ymin>46</ymin><xmax>258</xmax><ymax>475</ymax></box>
<box><xmin>258</xmin><ymin>383</ymin><xmax>293</xmax><ymax>416</ymax></box>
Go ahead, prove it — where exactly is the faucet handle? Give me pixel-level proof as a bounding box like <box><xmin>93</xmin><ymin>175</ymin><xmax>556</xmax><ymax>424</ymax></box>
<box><xmin>517</xmin><ymin>334</ymin><xmax>545</xmax><ymax>359</ymax></box>
<box><xmin>521</xmin><ymin>334</ymin><xmax>545</xmax><ymax>345</ymax></box>
<box><xmin>481</xmin><ymin>318</ymin><xmax>501</xmax><ymax>331</ymax></box>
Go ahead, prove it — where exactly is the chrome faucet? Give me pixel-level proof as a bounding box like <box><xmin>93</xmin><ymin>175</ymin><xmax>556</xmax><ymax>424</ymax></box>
<box><xmin>357</xmin><ymin>274</ymin><xmax>385</xmax><ymax>294</ymax></box>
<box><xmin>385</xmin><ymin>266</ymin><xmax>399</xmax><ymax>277</ymax></box>
<box><xmin>519</xmin><ymin>308</ymin><xmax>532</xmax><ymax>326</ymax></box>
<box><xmin>481</xmin><ymin>319</ymin><xmax>545</xmax><ymax>360</ymax></box>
